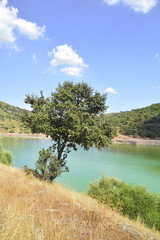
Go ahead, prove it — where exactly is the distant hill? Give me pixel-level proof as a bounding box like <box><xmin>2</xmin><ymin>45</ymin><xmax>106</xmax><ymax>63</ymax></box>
<box><xmin>104</xmin><ymin>103</ymin><xmax>160</xmax><ymax>139</ymax></box>
<box><xmin>0</xmin><ymin>101</ymin><xmax>30</xmax><ymax>134</ymax></box>
<box><xmin>1</xmin><ymin>100</ymin><xmax>160</xmax><ymax>139</ymax></box>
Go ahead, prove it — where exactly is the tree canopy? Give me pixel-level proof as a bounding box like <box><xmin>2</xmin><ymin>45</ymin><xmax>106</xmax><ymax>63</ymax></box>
<box><xmin>22</xmin><ymin>81</ymin><xmax>113</xmax><ymax>181</ymax></box>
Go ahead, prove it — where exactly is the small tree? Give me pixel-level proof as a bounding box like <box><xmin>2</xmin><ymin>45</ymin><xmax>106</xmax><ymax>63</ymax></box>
<box><xmin>0</xmin><ymin>144</ymin><xmax>13</xmax><ymax>166</ymax></box>
<box><xmin>21</xmin><ymin>81</ymin><xmax>113</xmax><ymax>181</ymax></box>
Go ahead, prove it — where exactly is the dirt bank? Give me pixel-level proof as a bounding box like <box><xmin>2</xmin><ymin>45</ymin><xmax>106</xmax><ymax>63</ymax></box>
<box><xmin>0</xmin><ymin>132</ymin><xmax>46</xmax><ymax>138</ymax></box>
<box><xmin>1</xmin><ymin>132</ymin><xmax>160</xmax><ymax>146</ymax></box>
<box><xmin>113</xmin><ymin>135</ymin><xmax>160</xmax><ymax>146</ymax></box>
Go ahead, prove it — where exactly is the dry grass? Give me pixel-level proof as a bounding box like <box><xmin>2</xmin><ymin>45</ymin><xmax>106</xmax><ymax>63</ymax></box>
<box><xmin>0</xmin><ymin>164</ymin><xmax>159</xmax><ymax>240</ymax></box>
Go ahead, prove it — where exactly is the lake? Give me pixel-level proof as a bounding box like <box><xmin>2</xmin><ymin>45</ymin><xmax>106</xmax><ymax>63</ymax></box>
<box><xmin>1</xmin><ymin>136</ymin><xmax>160</xmax><ymax>195</ymax></box>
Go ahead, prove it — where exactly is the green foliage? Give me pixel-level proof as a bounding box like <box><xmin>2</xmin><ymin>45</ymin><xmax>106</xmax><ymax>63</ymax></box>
<box><xmin>9</xmin><ymin>128</ymin><xmax>15</xmax><ymax>133</ymax></box>
<box><xmin>0</xmin><ymin>144</ymin><xmax>13</xmax><ymax>166</ymax></box>
<box><xmin>0</xmin><ymin>101</ymin><xmax>31</xmax><ymax>134</ymax></box>
<box><xmin>21</xmin><ymin>81</ymin><xmax>113</xmax><ymax>181</ymax></box>
<box><xmin>104</xmin><ymin>103</ymin><xmax>160</xmax><ymax>139</ymax></box>
<box><xmin>88</xmin><ymin>176</ymin><xmax>160</xmax><ymax>230</ymax></box>
<box><xmin>35</xmin><ymin>147</ymin><xmax>69</xmax><ymax>181</ymax></box>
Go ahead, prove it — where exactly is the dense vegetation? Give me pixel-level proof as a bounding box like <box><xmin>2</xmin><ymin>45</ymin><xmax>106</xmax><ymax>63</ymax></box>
<box><xmin>104</xmin><ymin>103</ymin><xmax>160</xmax><ymax>139</ymax></box>
<box><xmin>88</xmin><ymin>176</ymin><xmax>160</xmax><ymax>231</ymax></box>
<box><xmin>0</xmin><ymin>144</ymin><xmax>13</xmax><ymax>166</ymax></box>
<box><xmin>0</xmin><ymin>101</ymin><xmax>30</xmax><ymax>134</ymax></box>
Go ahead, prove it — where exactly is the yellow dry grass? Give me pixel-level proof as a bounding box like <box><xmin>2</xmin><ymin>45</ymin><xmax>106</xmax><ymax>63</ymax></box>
<box><xmin>0</xmin><ymin>164</ymin><xmax>159</xmax><ymax>240</ymax></box>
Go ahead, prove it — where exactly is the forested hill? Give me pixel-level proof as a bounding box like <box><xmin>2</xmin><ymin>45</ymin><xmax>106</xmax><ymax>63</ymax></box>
<box><xmin>104</xmin><ymin>103</ymin><xmax>160</xmax><ymax>139</ymax></box>
<box><xmin>1</xmin><ymin>100</ymin><xmax>160</xmax><ymax>138</ymax></box>
<box><xmin>0</xmin><ymin>101</ymin><xmax>30</xmax><ymax>134</ymax></box>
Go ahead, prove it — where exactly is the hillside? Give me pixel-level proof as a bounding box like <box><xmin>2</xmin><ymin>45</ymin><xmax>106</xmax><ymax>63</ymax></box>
<box><xmin>0</xmin><ymin>101</ymin><xmax>30</xmax><ymax>134</ymax></box>
<box><xmin>1</xmin><ymin>100</ymin><xmax>160</xmax><ymax>139</ymax></box>
<box><xmin>104</xmin><ymin>103</ymin><xmax>160</xmax><ymax>139</ymax></box>
<box><xmin>0</xmin><ymin>164</ymin><xmax>159</xmax><ymax>240</ymax></box>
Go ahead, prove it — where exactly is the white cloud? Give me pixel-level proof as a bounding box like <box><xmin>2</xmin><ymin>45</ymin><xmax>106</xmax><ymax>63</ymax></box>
<box><xmin>16</xmin><ymin>19</ymin><xmax>45</xmax><ymax>40</ymax></box>
<box><xmin>48</xmin><ymin>44</ymin><xmax>88</xmax><ymax>77</ymax></box>
<box><xmin>155</xmin><ymin>53</ymin><xmax>160</xmax><ymax>62</ymax></box>
<box><xmin>0</xmin><ymin>0</ymin><xmax>45</xmax><ymax>49</ymax></box>
<box><xmin>61</xmin><ymin>67</ymin><xmax>83</xmax><ymax>77</ymax></box>
<box><xmin>105</xmin><ymin>87</ymin><xmax>117</xmax><ymax>94</ymax></box>
<box><xmin>103</xmin><ymin>0</ymin><xmax>119</xmax><ymax>5</ymax></box>
<box><xmin>103</xmin><ymin>0</ymin><xmax>157</xmax><ymax>13</ymax></box>
<box><xmin>32</xmin><ymin>53</ymin><xmax>37</xmax><ymax>64</ymax></box>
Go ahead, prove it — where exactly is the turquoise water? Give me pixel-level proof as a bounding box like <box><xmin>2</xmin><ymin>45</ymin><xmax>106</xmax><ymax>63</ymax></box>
<box><xmin>0</xmin><ymin>136</ymin><xmax>160</xmax><ymax>194</ymax></box>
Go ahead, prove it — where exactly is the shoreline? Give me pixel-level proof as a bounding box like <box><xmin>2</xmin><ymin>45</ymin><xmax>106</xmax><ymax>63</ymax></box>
<box><xmin>113</xmin><ymin>136</ymin><xmax>160</xmax><ymax>146</ymax></box>
<box><xmin>0</xmin><ymin>132</ymin><xmax>47</xmax><ymax>139</ymax></box>
<box><xmin>1</xmin><ymin>132</ymin><xmax>160</xmax><ymax>146</ymax></box>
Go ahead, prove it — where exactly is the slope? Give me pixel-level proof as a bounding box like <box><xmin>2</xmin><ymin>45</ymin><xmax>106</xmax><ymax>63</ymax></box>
<box><xmin>0</xmin><ymin>164</ymin><xmax>159</xmax><ymax>240</ymax></box>
<box><xmin>0</xmin><ymin>101</ymin><xmax>30</xmax><ymax>134</ymax></box>
<box><xmin>104</xmin><ymin>103</ymin><xmax>160</xmax><ymax>139</ymax></box>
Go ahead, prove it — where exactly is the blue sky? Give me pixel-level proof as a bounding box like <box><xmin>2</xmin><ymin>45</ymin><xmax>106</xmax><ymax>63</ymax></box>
<box><xmin>0</xmin><ymin>0</ymin><xmax>160</xmax><ymax>113</ymax></box>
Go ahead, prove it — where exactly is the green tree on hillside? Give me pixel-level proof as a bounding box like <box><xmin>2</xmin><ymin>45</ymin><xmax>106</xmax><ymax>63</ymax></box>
<box><xmin>21</xmin><ymin>81</ymin><xmax>113</xmax><ymax>181</ymax></box>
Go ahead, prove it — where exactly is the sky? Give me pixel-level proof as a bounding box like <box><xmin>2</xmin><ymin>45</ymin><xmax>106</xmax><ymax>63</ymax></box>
<box><xmin>0</xmin><ymin>0</ymin><xmax>160</xmax><ymax>113</ymax></box>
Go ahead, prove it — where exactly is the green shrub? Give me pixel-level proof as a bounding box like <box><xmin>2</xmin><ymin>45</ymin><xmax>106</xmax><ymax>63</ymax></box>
<box><xmin>0</xmin><ymin>144</ymin><xmax>14</xmax><ymax>166</ymax></box>
<box><xmin>88</xmin><ymin>176</ymin><xmax>160</xmax><ymax>231</ymax></box>
<box><xmin>9</xmin><ymin>128</ymin><xmax>15</xmax><ymax>133</ymax></box>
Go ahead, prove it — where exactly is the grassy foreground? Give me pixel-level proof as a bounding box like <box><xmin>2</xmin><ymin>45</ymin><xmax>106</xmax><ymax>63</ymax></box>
<box><xmin>0</xmin><ymin>164</ymin><xmax>159</xmax><ymax>240</ymax></box>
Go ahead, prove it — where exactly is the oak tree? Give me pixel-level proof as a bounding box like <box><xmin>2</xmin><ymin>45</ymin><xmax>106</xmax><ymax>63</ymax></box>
<box><xmin>22</xmin><ymin>81</ymin><xmax>113</xmax><ymax>181</ymax></box>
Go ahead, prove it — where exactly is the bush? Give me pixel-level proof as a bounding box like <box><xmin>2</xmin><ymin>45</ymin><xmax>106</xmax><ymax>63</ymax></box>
<box><xmin>9</xmin><ymin>128</ymin><xmax>15</xmax><ymax>133</ymax></box>
<box><xmin>88</xmin><ymin>176</ymin><xmax>160</xmax><ymax>231</ymax></box>
<box><xmin>0</xmin><ymin>144</ymin><xmax>14</xmax><ymax>166</ymax></box>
